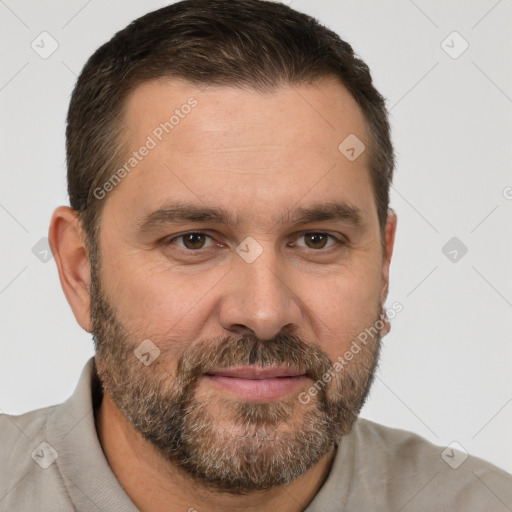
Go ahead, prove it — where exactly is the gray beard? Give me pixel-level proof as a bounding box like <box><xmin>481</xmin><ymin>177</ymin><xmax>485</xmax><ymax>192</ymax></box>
<box><xmin>90</xmin><ymin>266</ymin><xmax>382</xmax><ymax>493</ymax></box>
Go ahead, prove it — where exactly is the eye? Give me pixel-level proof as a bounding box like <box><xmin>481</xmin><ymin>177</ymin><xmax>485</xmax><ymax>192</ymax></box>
<box><xmin>293</xmin><ymin>232</ymin><xmax>341</xmax><ymax>250</ymax></box>
<box><xmin>169</xmin><ymin>232</ymin><xmax>215</xmax><ymax>250</ymax></box>
<box><xmin>165</xmin><ymin>231</ymin><xmax>344</xmax><ymax>253</ymax></box>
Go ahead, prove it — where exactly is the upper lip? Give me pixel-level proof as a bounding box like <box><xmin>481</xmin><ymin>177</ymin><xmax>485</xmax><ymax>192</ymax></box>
<box><xmin>205</xmin><ymin>366</ymin><xmax>307</xmax><ymax>379</ymax></box>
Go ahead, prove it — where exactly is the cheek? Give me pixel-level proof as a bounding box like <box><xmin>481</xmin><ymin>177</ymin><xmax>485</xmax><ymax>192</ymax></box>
<box><xmin>100</xmin><ymin>252</ymin><xmax>227</xmax><ymax>342</ymax></box>
<box><xmin>299</xmin><ymin>260</ymin><xmax>382</xmax><ymax>358</ymax></box>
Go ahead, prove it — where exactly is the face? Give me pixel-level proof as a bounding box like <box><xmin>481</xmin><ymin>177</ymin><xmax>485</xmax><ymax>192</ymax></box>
<box><xmin>90</xmin><ymin>77</ymin><xmax>393</xmax><ymax>492</ymax></box>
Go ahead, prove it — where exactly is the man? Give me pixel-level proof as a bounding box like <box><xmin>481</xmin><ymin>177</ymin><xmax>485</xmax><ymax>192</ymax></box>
<box><xmin>0</xmin><ymin>0</ymin><xmax>510</xmax><ymax>510</ymax></box>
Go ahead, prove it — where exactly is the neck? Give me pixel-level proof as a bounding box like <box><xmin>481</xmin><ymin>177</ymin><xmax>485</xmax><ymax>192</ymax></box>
<box><xmin>95</xmin><ymin>393</ymin><xmax>337</xmax><ymax>512</ymax></box>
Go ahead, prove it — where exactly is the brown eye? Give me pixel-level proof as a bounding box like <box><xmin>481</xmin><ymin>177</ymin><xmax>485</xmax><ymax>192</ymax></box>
<box><xmin>171</xmin><ymin>232</ymin><xmax>213</xmax><ymax>250</ymax></box>
<box><xmin>183</xmin><ymin>233</ymin><xmax>206</xmax><ymax>249</ymax></box>
<box><xmin>289</xmin><ymin>232</ymin><xmax>341</xmax><ymax>251</ymax></box>
<box><xmin>300</xmin><ymin>232</ymin><xmax>336</xmax><ymax>250</ymax></box>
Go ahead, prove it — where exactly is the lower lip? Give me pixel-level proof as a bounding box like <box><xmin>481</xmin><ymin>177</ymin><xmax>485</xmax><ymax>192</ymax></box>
<box><xmin>204</xmin><ymin>375</ymin><xmax>309</xmax><ymax>401</ymax></box>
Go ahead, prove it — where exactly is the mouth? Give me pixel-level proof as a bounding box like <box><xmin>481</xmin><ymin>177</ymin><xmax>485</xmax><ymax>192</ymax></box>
<box><xmin>203</xmin><ymin>366</ymin><xmax>309</xmax><ymax>401</ymax></box>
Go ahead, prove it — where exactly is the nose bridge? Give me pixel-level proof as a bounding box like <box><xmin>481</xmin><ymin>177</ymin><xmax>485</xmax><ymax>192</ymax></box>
<box><xmin>219</xmin><ymin>244</ymin><xmax>302</xmax><ymax>340</ymax></box>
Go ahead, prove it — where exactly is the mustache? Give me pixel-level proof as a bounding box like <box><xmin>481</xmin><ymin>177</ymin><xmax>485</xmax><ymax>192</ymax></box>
<box><xmin>174</xmin><ymin>332</ymin><xmax>334</xmax><ymax>388</ymax></box>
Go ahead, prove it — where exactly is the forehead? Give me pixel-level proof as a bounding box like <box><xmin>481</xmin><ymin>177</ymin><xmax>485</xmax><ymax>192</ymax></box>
<box><xmin>122</xmin><ymin>77</ymin><xmax>368</xmax><ymax>154</ymax></box>
<box><xmin>106</xmin><ymin>77</ymin><xmax>376</xmax><ymax>229</ymax></box>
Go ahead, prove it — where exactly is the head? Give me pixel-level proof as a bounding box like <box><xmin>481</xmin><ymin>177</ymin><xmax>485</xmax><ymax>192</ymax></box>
<box><xmin>50</xmin><ymin>0</ymin><xmax>397</xmax><ymax>493</ymax></box>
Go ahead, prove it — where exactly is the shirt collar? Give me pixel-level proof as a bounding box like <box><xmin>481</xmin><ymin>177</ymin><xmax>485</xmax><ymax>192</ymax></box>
<box><xmin>47</xmin><ymin>357</ymin><xmax>138</xmax><ymax>511</ymax></box>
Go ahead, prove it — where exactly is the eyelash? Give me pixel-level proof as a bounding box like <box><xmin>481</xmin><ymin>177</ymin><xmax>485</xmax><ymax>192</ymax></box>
<box><xmin>165</xmin><ymin>231</ymin><xmax>346</xmax><ymax>252</ymax></box>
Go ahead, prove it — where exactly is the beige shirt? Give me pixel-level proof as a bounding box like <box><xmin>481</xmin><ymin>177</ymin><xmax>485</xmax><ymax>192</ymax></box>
<box><xmin>1</xmin><ymin>357</ymin><xmax>511</xmax><ymax>511</ymax></box>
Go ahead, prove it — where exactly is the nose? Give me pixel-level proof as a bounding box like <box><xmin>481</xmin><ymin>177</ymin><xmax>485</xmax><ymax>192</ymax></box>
<box><xmin>218</xmin><ymin>251</ymin><xmax>303</xmax><ymax>341</ymax></box>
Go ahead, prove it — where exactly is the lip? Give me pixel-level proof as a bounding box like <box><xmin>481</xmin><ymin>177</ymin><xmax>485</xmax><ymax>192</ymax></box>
<box><xmin>203</xmin><ymin>366</ymin><xmax>309</xmax><ymax>401</ymax></box>
<box><xmin>205</xmin><ymin>366</ymin><xmax>306</xmax><ymax>379</ymax></box>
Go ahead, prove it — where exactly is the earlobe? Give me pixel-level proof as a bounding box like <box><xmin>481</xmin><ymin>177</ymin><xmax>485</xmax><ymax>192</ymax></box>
<box><xmin>380</xmin><ymin>208</ymin><xmax>397</xmax><ymax>305</ymax></box>
<box><xmin>48</xmin><ymin>206</ymin><xmax>92</xmax><ymax>332</ymax></box>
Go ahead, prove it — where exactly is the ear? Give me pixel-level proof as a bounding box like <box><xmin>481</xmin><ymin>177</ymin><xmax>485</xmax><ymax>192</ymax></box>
<box><xmin>380</xmin><ymin>208</ymin><xmax>397</xmax><ymax>305</ymax></box>
<box><xmin>48</xmin><ymin>206</ymin><xmax>92</xmax><ymax>332</ymax></box>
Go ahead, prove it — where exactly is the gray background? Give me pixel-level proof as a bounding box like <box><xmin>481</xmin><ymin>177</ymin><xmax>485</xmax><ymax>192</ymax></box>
<box><xmin>1</xmin><ymin>0</ymin><xmax>511</xmax><ymax>473</ymax></box>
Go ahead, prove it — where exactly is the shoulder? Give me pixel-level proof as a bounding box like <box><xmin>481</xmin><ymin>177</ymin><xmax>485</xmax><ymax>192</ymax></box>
<box><xmin>345</xmin><ymin>418</ymin><xmax>512</xmax><ymax>511</ymax></box>
<box><xmin>0</xmin><ymin>404</ymin><xmax>74</xmax><ymax>511</ymax></box>
<box><xmin>0</xmin><ymin>402</ymin><xmax>59</xmax><ymax>469</ymax></box>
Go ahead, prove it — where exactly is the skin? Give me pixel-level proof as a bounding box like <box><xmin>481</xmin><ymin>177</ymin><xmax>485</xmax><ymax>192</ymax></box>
<box><xmin>49</xmin><ymin>77</ymin><xmax>397</xmax><ymax>512</ymax></box>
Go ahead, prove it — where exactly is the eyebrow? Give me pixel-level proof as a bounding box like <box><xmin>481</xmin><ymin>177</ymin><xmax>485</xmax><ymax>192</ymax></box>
<box><xmin>138</xmin><ymin>200</ymin><xmax>364</xmax><ymax>232</ymax></box>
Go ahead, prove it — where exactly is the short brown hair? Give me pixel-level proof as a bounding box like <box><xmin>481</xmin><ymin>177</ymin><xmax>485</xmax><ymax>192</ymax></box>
<box><xmin>66</xmin><ymin>0</ymin><xmax>394</xmax><ymax>246</ymax></box>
